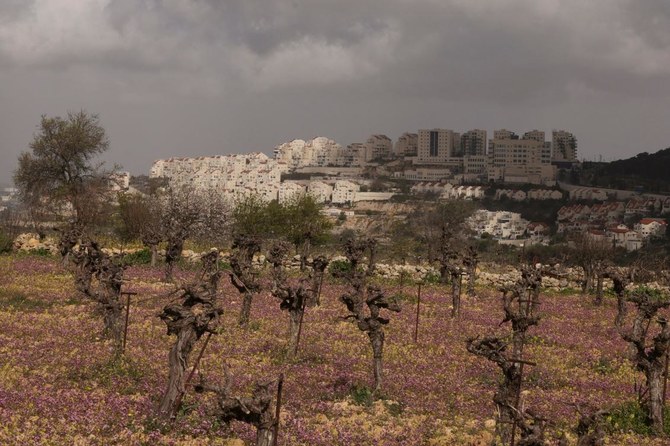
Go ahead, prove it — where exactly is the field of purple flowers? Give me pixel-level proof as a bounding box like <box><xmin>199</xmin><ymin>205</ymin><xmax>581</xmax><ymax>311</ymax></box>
<box><xmin>0</xmin><ymin>254</ymin><xmax>667</xmax><ymax>445</ymax></box>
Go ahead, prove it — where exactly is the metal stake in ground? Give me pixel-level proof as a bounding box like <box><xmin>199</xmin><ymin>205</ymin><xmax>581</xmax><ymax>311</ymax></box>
<box><xmin>414</xmin><ymin>283</ymin><xmax>422</xmax><ymax>343</ymax></box>
<box><xmin>121</xmin><ymin>291</ymin><xmax>137</xmax><ymax>354</ymax></box>
<box><xmin>186</xmin><ymin>332</ymin><xmax>213</xmax><ymax>385</ymax></box>
<box><xmin>171</xmin><ymin>332</ymin><xmax>213</xmax><ymax>419</ymax></box>
<box><xmin>272</xmin><ymin>373</ymin><xmax>285</xmax><ymax>446</ymax></box>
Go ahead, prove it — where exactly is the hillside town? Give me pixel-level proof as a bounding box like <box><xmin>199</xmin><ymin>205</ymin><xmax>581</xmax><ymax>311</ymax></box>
<box><xmin>2</xmin><ymin>126</ymin><xmax>667</xmax><ymax>253</ymax></box>
<box><xmin>150</xmin><ymin>127</ymin><xmax>577</xmax><ymax>201</ymax></box>
<box><xmin>141</xmin><ymin>128</ymin><xmax>666</xmax><ymax>251</ymax></box>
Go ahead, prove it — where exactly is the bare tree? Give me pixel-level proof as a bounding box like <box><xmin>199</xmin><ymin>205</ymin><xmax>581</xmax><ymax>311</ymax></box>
<box><xmin>568</xmin><ymin>234</ymin><xmax>613</xmax><ymax>296</ymax></box>
<box><xmin>268</xmin><ymin>241</ymin><xmax>311</xmax><ymax>358</ymax></box>
<box><xmin>154</xmin><ymin>186</ymin><xmax>229</xmax><ymax>282</ymax></box>
<box><xmin>467</xmin><ymin>264</ymin><xmax>543</xmax><ymax>445</ymax></box>
<box><xmin>574</xmin><ymin>407</ymin><xmax>609</xmax><ymax>446</ymax></box>
<box><xmin>436</xmin><ymin>228</ymin><xmax>466</xmax><ymax>318</ymax></box>
<box><xmin>229</xmin><ymin>235</ymin><xmax>262</xmax><ymax>327</ymax></box>
<box><xmin>615</xmin><ymin>287</ymin><xmax>670</xmax><ymax>434</ymax></box>
<box><xmin>601</xmin><ymin>266</ymin><xmax>635</xmax><ymax>327</ymax></box>
<box><xmin>309</xmin><ymin>255</ymin><xmax>330</xmax><ymax>306</ymax></box>
<box><xmin>160</xmin><ymin>187</ymin><xmax>204</xmax><ymax>282</ymax></box>
<box><xmin>334</xmin><ymin>236</ymin><xmax>400</xmax><ymax>393</ymax></box>
<box><xmin>56</xmin><ymin>222</ymin><xmax>84</xmax><ymax>266</ymax></box>
<box><xmin>195</xmin><ymin>365</ymin><xmax>280</xmax><ymax>446</ymax></box>
<box><xmin>71</xmin><ymin>238</ymin><xmax>125</xmax><ymax>352</ymax></box>
<box><xmin>157</xmin><ymin>253</ymin><xmax>223</xmax><ymax>419</ymax></box>
<box><xmin>116</xmin><ymin>193</ymin><xmax>163</xmax><ymax>266</ymax></box>
<box><xmin>463</xmin><ymin>244</ymin><xmax>479</xmax><ymax>297</ymax></box>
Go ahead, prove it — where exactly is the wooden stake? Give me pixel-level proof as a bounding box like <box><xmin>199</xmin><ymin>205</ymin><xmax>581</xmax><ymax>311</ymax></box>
<box><xmin>272</xmin><ymin>373</ymin><xmax>285</xmax><ymax>446</ymax></box>
<box><xmin>414</xmin><ymin>283</ymin><xmax>422</xmax><ymax>343</ymax></box>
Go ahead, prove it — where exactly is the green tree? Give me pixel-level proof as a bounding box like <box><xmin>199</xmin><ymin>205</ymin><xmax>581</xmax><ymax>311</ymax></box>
<box><xmin>14</xmin><ymin>111</ymin><xmax>112</xmax><ymax>226</ymax></box>
<box><xmin>231</xmin><ymin>195</ymin><xmax>282</xmax><ymax>240</ymax></box>
<box><xmin>282</xmin><ymin>194</ymin><xmax>332</xmax><ymax>269</ymax></box>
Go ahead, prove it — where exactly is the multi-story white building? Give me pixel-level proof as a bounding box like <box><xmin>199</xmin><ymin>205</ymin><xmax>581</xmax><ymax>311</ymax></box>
<box><xmin>417</xmin><ymin>129</ymin><xmax>461</xmax><ymax>164</ymax></box>
<box><xmin>552</xmin><ymin>130</ymin><xmax>578</xmax><ymax>161</ymax></box>
<box><xmin>394</xmin><ymin>132</ymin><xmax>418</xmax><ymax>157</ymax></box>
<box><xmin>468</xmin><ymin>210</ymin><xmax>530</xmax><ymax>240</ymax></box>
<box><xmin>522</xmin><ymin>130</ymin><xmax>545</xmax><ymax>143</ymax></box>
<box><xmin>331</xmin><ymin>180</ymin><xmax>360</xmax><ymax>205</ymax></box>
<box><xmin>150</xmin><ymin>152</ymin><xmax>287</xmax><ymax>202</ymax></box>
<box><xmin>461</xmin><ymin>129</ymin><xmax>487</xmax><ymax>156</ymax></box>
<box><xmin>364</xmin><ymin>134</ymin><xmax>393</xmax><ymax>161</ymax></box>
<box><xmin>487</xmin><ymin>133</ymin><xmax>555</xmax><ymax>185</ymax></box>
<box><xmin>278</xmin><ymin>181</ymin><xmax>306</xmax><ymax>203</ymax></box>
<box><xmin>307</xmin><ymin>181</ymin><xmax>333</xmax><ymax>203</ymax></box>
<box><xmin>274</xmin><ymin>137</ymin><xmax>349</xmax><ymax>168</ymax></box>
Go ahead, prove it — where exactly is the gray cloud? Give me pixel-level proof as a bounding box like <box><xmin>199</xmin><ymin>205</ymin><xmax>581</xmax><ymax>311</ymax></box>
<box><xmin>1</xmin><ymin>0</ymin><xmax>670</xmax><ymax>183</ymax></box>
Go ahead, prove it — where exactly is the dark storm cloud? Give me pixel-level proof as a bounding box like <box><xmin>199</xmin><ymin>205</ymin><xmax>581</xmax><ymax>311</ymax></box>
<box><xmin>1</xmin><ymin>0</ymin><xmax>669</xmax><ymax>183</ymax></box>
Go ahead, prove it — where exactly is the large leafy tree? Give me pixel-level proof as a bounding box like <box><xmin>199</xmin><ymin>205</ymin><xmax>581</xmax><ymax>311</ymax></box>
<box><xmin>283</xmin><ymin>194</ymin><xmax>332</xmax><ymax>269</ymax></box>
<box><xmin>14</xmin><ymin>111</ymin><xmax>112</xmax><ymax>226</ymax></box>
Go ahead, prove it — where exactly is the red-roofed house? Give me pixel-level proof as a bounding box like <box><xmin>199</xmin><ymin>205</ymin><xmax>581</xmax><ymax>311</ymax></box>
<box><xmin>634</xmin><ymin>218</ymin><xmax>668</xmax><ymax>239</ymax></box>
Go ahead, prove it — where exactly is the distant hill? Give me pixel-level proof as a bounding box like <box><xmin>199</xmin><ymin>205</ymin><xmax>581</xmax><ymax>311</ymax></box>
<box><xmin>575</xmin><ymin>147</ymin><xmax>670</xmax><ymax>194</ymax></box>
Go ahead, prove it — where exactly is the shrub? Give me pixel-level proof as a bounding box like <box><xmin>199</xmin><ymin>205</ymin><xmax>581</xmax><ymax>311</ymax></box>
<box><xmin>606</xmin><ymin>400</ymin><xmax>670</xmax><ymax>435</ymax></box>
<box><xmin>122</xmin><ymin>248</ymin><xmax>152</xmax><ymax>265</ymax></box>
<box><xmin>29</xmin><ymin>247</ymin><xmax>52</xmax><ymax>257</ymax></box>
<box><xmin>0</xmin><ymin>231</ymin><xmax>13</xmax><ymax>254</ymax></box>
<box><xmin>329</xmin><ymin>259</ymin><xmax>352</xmax><ymax>276</ymax></box>
<box><xmin>350</xmin><ymin>384</ymin><xmax>374</xmax><ymax>406</ymax></box>
<box><xmin>422</xmin><ymin>272</ymin><xmax>441</xmax><ymax>284</ymax></box>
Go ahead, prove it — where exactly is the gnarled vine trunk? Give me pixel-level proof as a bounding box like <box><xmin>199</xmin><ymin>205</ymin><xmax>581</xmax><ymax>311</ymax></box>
<box><xmin>239</xmin><ymin>291</ymin><xmax>254</xmax><ymax>327</ymax></box>
<box><xmin>158</xmin><ymin>326</ymin><xmax>198</xmax><ymax>418</ymax></box>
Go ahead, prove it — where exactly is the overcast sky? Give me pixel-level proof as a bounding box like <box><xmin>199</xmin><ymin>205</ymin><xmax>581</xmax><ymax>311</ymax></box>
<box><xmin>2</xmin><ymin>0</ymin><xmax>670</xmax><ymax>183</ymax></box>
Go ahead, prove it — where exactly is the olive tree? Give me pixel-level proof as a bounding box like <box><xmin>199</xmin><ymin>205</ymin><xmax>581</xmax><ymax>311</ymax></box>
<box><xmin>14</xmin><ymin>111</ymin><xmax>114</xmax><ymax>227</ymax></box>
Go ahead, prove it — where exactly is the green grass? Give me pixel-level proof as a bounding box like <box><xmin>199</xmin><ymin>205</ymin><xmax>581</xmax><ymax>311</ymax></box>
<box><xmin>0</xmin><ymin>289</ymin><xmax>52</xmax><ymax>311</ymax></box>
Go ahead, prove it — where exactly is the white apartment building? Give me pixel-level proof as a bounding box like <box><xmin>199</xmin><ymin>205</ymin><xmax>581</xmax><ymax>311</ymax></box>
<box><xmin>394</xmin><ymin>132</ymin><xmax>418</xmax><ymax>157</ymax></box>
<box><xmin>274</xmin><ymin>137</ymin><xmax>348</xmax><ymax>168</ymax></box>
<box><xmin>487</xmin><ymin>134</ymin><xmax>555</xmax><ymax>185</ymax></box>
<box><xmin>463</xmin><ymin>155</ymin><xmax>488</xmax><ymax>175</ymax></box>
<box><xmin>278</xmin><ymin>181</ymin><xmax>306</xmax><ymax>203</ymax></box>
<box><xmin>552</xmin><ymin>130</ymin><xmax>578</xmax><ymax>161</ymax></box>
<box><xmin>417</xmin><ymin>129</ymin><xmax>461</xmax><ymax>164</ymax></box>
<box><xmin>364</xmin><ymin>134</ymin><xmax>393</xmax><ymax>161</ymax></box>
<box><xmin>461</xmin><ymin>129</ymin><xmax>487</xmax><ymax>156</ymax></box>
<box><xmin>150</xmin><ymin>152</ymin><xmax>287</xmax><ymax>202</ymax></box>
<box><xmin>468</xmin><ymin>210</ymin><xmax>530</xmax><ymax>240</ymax></box>
<box><xmin>522</xmin><ymin>130</ymin><xmax>545</xmax><ymax>143</ymax></box>
<box><xmin>307</xmin><ymin>181</ymin><xmax>333</xmax><ymax>203</ymax></box>
<box><xmin>331</xmin><ymin>180</ymin><xmax>360</xmax><ymax>205</ymax></box>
